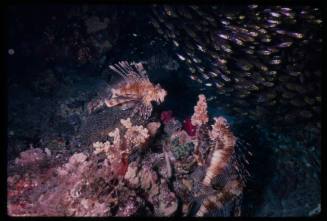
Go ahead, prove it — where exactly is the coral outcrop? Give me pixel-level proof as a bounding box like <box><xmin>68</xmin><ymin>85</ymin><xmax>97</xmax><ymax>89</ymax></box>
<box><xmin>8</xmin><ymin>78</ymin><xmax>245</xmax><ymax>217</ymax></box>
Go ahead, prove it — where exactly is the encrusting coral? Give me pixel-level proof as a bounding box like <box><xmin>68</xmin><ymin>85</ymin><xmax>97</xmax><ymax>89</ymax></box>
<box><xmin>14</xmin><ymin>148</ymin><xmax>47</xmax><ymax>168</ymax></box>
<box><xmin>8</xmin><ymin>151</ymin><xmax>112</xmax><ymax>216</ymax></box>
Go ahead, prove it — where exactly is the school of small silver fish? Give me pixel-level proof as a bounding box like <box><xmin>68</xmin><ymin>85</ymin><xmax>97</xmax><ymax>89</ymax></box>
<box><xmin>149</xmin><ymin>5</ymin><xmax>322</xmax><ymax>129</ymax></box>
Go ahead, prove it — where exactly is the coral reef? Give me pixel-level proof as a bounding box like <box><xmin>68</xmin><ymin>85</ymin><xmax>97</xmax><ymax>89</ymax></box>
<box><xmin>160</xmin><ymin>110</ymin><xmax>173</xmax><ymax>124</ymax></box>
<box><xmin>14</xmin><ymin>148</ymin><xmax>47</xmax><ymax>168</ymax></box>
<box><xmin>191</xmin><ymin>94</ymin><xmax>209</xmax><ymax>127</ymax></box>
<box><xmin>146</xmin><ymin>121</ymin><xmax>161</xmax><ymax>137</ymax></box>
<box><xmin>8</xmin><ymin>150</ymin><xmax>145</xmax><ymax>216</ymax></box>
<box><xmin>92</xmin><ymin>118</ymin><xmax>150</xmax><ymax>177</ymax></box>
<box><xmin>170</xmin><ymin>131</ymin><xmax>194</xmax><ymax>160</ymax></box>
<box><xmin>183</xmin><ymin>117</ymin><xmax>197</xmax><ymax>137</ymax></box>
<box><xmin>7</xmin><ymin>5</ymin><xmax>321</xmax><ymax>217</ymax></box>
<box><xmin>163</xmin><ymin>95</ymin><xmax>245</xmax><ymax>217</ymax></box>
<box><xmin>190</xmin><ymin>94</ymin><xmax>210</xmax><ymax>166</ymax></box>
<box><xmin>121</xmin><ymin>118</ymin><xmax>150</xmax><ymax>148</ymax></box>
<box><xmin>8</xmin><ymin>85</ymin><xmax>245</xmax><ymax>217</ymax></box>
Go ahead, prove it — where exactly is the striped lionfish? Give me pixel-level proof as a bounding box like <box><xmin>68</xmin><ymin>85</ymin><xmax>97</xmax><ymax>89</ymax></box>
<box><xmin>87</xmin><ymin>61</ymin><xmax>167</xmax><ymax>120</ymax></box>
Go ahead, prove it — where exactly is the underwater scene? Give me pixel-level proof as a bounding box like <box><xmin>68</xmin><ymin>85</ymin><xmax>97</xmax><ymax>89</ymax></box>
<box><xmin>6</xmin><ymin>4</ymin><xmax>321</xmax><ymax>217</ymax></box>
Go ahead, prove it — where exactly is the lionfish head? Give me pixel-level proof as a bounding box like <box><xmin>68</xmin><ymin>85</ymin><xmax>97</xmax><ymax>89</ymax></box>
<box><xmin>154</xmin><ymin>84</ymin><xmax>167</xmax><ymax>104</ymax></box>
<box><xmin>214</xmin><ymin>116</ymin><xmax>230</xmax><ymax>129</ymax></box>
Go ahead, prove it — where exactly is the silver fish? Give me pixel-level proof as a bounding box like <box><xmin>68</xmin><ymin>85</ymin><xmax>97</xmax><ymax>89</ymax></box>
<box><xmin>176</xmin><ymin>53</ymin><xmax>186</xmax><ymax>61</ymax></box>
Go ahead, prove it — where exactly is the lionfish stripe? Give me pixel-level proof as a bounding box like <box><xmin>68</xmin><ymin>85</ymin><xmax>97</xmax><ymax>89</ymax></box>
<box><xmin>123</xmin><ymin>62</ymin><xmax>143</xmax><ymax>80</ymax></box>
<box><xmin>118</xmin><ymin>61</ymin><xmax>145</xmax><ymax>80</ymax></box>
<box><xmin>203</xmin><ymin>150</ymin><xmax>224</xmax><ymax>186</ymax></box>
<box><xmin>121</xmin><ymin>61</ymin><xmax>134</xmax><ymax>73</ymax></box>
<box><xmin>135</xmin><ymin>63</ymin><xmax>148</xmax><ymax>78</ymax></box>
<box><xmin>114</xmin><ymin>63</ymin><xmax>130</xmax><ymax>76</ymax></box>
<box><xmin>109</xmin><ymin>65</ymin><xmax>128</xmax><ymax>79</ymax></box>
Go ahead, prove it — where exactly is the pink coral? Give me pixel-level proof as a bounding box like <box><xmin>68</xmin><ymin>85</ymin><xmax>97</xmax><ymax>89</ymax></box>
<box><xmin>93</xmin><ymin>118</ymin><xmax>150</xmax><ymax>177</ymax></box>
<box><xmin>146</xmin><ymin>122</ymin><xmax>161</xmax><ymax>137</ymax></box>
<box><xmin>182</xmin><ymin>117</ymin><xmax>197</xmax><ymax>137</ymax></box>
<box><xmin>191</xmin><ymin>94</ymin><xmax>209</xmax><ymax>127</ymax></box>
<box><xmin>8</xmin><ymin>152</ymin><xmax>116</xmax><ymax>217</ymax></box>
<box><xmin>121</xmin><ymin>118</ymin><xmax>150</xmax><ymax>148</ymax></box>
<box><xmin>160</xmin><ymin>110</ymin><xmax>173</xmax><ymax>124</ymax></box>
<box><xmin>14</xmin><ymin>148</ymin><xmax>47</xmax><ymax>168</ymax></box>
<box><xmin>93</xmin><ymin>139</ymin><xmax>125</xmax><ymax>177</ymax></box>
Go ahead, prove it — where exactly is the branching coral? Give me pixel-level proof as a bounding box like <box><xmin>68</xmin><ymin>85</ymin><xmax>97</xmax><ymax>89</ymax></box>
<box><xmin>93</xmin><ymin>118</ymin><xmax>150</xmax><ymax>177</ymax></box>
<box><xmin>191</xmin><ymin>94</ymin><xmax>209</xmax><ymax>166</ymax></box>
<box><xmin>191</xmin><ymin>94</ymin><xmax>209</xmax><ymax>127</ymax></box>
<box><xmin>121</xmin><ymin>118</ymin><xmax>150</xmax><ymax>148</ymax></box>
<box><xmin>93</xmin><ymin>147</ymin><xmax>127</xmax><ymax>178</ymax></box>
<box><xmin>93</xmin><ymin>117</ymin><xmax>150</xmax><ymax>154</ymax></box>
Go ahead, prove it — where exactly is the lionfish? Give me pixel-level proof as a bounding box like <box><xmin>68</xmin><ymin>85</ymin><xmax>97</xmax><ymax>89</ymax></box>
<box><xmin>88</xmin><ymin>61</ymin><xmax>167</xmax><ymax>120</ymax></box>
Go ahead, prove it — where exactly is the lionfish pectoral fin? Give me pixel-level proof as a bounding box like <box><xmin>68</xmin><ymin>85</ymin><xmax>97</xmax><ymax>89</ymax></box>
<box><xmin>104</xmin><ymin>97</ymin><xmax>135</xmax><ymax>108</ymax></box>
<box><xmin>120</xmin><ymin>101</ymin><xmax>137</xmax><ymax>111</ymax></box>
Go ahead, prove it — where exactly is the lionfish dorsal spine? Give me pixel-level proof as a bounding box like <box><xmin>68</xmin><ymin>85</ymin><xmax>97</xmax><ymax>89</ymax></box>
<box><xmin>109</xmin><ymin>64</ymin><xmax>129</xmax><ymax>80</ymax></box>
<box><xmin>119</xmin><ymin>61</ymin><xmax>139</xmax><ymax>79</ymax></box>
<box><xmin>110</xmin><ymin>61</ymin><xmax>149</xmax><ymax>82</ymax></box>
<box><xmin>134</xmin><ymin>62</ymin><xmax>148</xmax><ymax>78</ymax></box>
